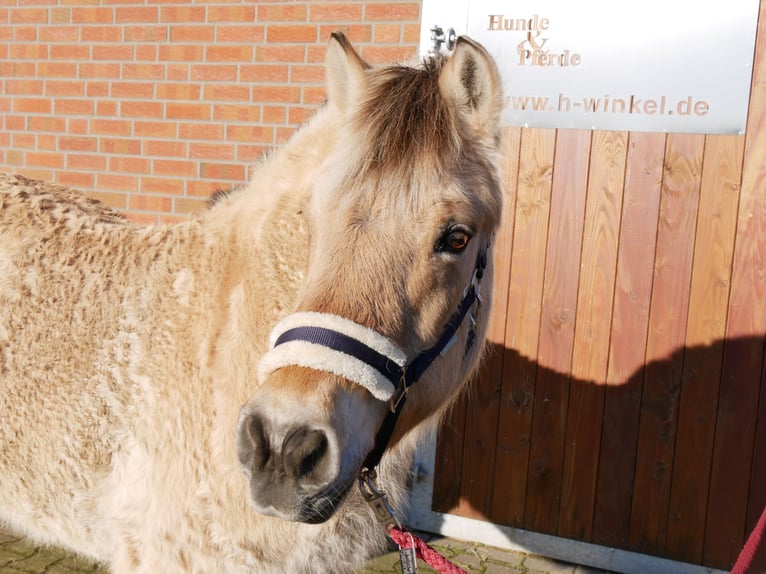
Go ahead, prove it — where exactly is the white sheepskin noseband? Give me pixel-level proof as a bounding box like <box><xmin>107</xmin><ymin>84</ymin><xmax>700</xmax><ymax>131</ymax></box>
<box><xmin>257</xmin><ymin>312</ymin><xmax>408</xmax><ymax>401</ymax></box>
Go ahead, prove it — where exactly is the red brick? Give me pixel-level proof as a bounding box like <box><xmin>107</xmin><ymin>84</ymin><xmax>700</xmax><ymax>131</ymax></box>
<box><xmin>50</xmin><ymin>44</ymin><xmax>89</xmax><ymax>60</ymax></box>
<box><xmin>257</xmin><ymin>4</ymin><xmax>308</xmax><ymax>21</ymax></box>
<box><xmin>122</xmin><ymin>63</ymin><xmax>165</xmax><ymax>80</ymax></box>
<box><xmin>92</xmin><ymin>45</ymin><xmax>134</xmax><ymax>61</ymax></box>
<box><xmin>86</xmin><ymin>81</ymin><xmax>110</xmax><ymax>98</ymax></box>
<box><xmin>140</xmin><ymin>177</ymin><xmax>184</xmax><ymax>195</ymax></box>
<box><xmin>135</xmin><ymin>45</ymin><xmax>158</xmax><ymax>61</ymax></box>
<box><xmin>152</xmin><ymin>159</ymin><xmax>196</xmax><ymax>178</ymax></box>
<box><xmin>207</xmin><ymin>5</ymin><xmax>255</xmax><ymax>22</ymax></box>
<box><xmin>27</xmin><ymin>151</ymin><xmax>65</xmax><ymax>168</ymax></box>
<box><xmin>263</xmin><ymin>105</ymin><xmax>286</xmax><ymax>123</ymax></box>
<box><xmin>159</xmin><ymin>44</ymin><xmax>203</xmax><ymax>62</ymax></box>
<box><xmin>365</xmin><ymin>3</ymin><xmax>420</xmax><ymax>21</ymax></box>
<box><xmin>190</xmin><ymin>64</ymin><xmax>237</xmax><ymax>82</ymax></box>
<box><xmin>58</xmin><ymin>171</ymin><xmax>95</xmax><ymax>189</ymax></box>
<box><xmin>160</xmin><ymin>5</ymin><xmax>205</xmax><ymax>23</ymax></box>
<box><xmin>79</xmin><ymin>63</ymin><xmax>121</xmax><ymax>79</ymax></box>
<box><xmin>100</xmin><ymin>138</ymin><xmax>141</xmax><ymax>155</ymax></box>
<box><xmin>189</xmin><ymin>142</ymin><xmax>235</xmax><ymax>161</ymax></box>
<box><xmin>71</xmin><ymin>7</ymin><xmax>113</xmax><ymax>24</ymax></box>
<box><xmin>239</xmin><ymin>64</ymin><xmax>289</xmax><ymax>83</ymax></box>
<box><xmin>225</xmin><ymin>125</ymin><xmax>274</xmax><ymax>143</ymax></box>
<box><xmin>10</xmin><ymin>43</ymin><xmax>48</xmax><ymax>59</ymax></box>
<box><xmin>5</xmin><ymin>79</ymin><xmax>43</xmax><ymax>94</ymax></box>
<box><xmin>166</xmin><ymin>102</ymin><xmax>210</xmax><ymax>120</ymax></box>
<box><xmin>373</xmin><ymin>23</ymin><xmax>401</xmax><ymax>43</ymax></box>
<box><xmin>167</xmin><ymin>64</ymin><xmax>189</xmax><ymax>81</ymax></box>
<box><xmin>290</xmin><ymin>64</ymin><xmax>324</xmax><ymax>84</ymax></box>
<box><xmin>12</xmin><ymin>133</ymin><xmax>36</xmax><ymax>149</ymax></box>
<box><xmin>206</xmin><ymin>45</ymin><xmax>253</xmax><ymax>62</ymax></box>
<box><xmin>37</xmin><ymin>62</ymin><xmax>77</xmax><ymax>78</ymax></box>
<box><xmin>237</xmin><ymin>145</ymin><xmax>270</xmax><ymax>162</ymax></box>
<box><xmin>124</xmin><ymin>25</ymin><xmax>167</xmax><ymax>42</ymax></box>
<box><xmin>10</xmin><ymin>7</ymin><xmax>48</xmax><ymax>24</ymax></box>
<box><xmin>155</xmin><ymin>83</ymin><xmax>200</xmax><ymax>100</ymax></box>
<box><xmin>39</xmin><ymin>25</ymin><xmax>78</xmax><ymax>42</ymax></box>
<box><xmin>177</xmin><ymin>123</ymin><xmax>224</xmax><ymax>141</ymax></box>
<box><xmin>14</xmin><ymin>98</ymin><xmax>52</xmax><ymax>114</ymax></box>
<box><xmin>67</xmin><ymin>118</ymin><xmax>89</xmax><ymax>134</ymax></box>
<box><xmin>110</xmin><ymin>155</ymin><xmax>151</xmax><ymax>174</ymax></box>
<box><xmin>97</xmin><ymin>100</ymin><xmax>118</xmax><ymax>116</ymax></box>
<box><xmin>55</xmin><ymin>99</ymin><xmax>94</xmax><ymax>115</ymax></box>
<box><xmin>275</xmin><ymin>126</ymin><xmax>296</xmax><ymax>143</ymax></box>
<box><xmin>289</xmin><ymin>105</ymin><xmax>316</xmax><ymax>125</ymax></box>
<box><xmin>144</xmin><ymin>140</ymin><xmax>186</xmax><ymax>158</ymax></box>
<box><xmin>402</xmin><ymin>23</ymin><xmax>420</xmax><ymax>43</ymax></box>
<box><xmin>97</xmin><ymin>173</ymin><xmax>137</xmax><ymax>193</ymax></box>
<box><xmin>80</xmin><ymin>25</ymin><xmax>121</xmax><ymax>42</ymax></box>
<box><xmin>266</xmin><ymin>25</ymin><xmax>317</xmax><ymax>43</ymax></box>
<box><xmin>198</xmin><ymin>162</ymin><xmax>245</xmax><ymax>181</ymax></box>
<box><xmin>15</xmin><ymin>26</ymin><xmax>38</xmax><ymax>41</ymax></box>
<box><xmin>45</xmin><ymin>80</ymin><xmax>84</xmax><ymax>97</ymax></box>
<box><xmin>49</xmin><ymin>7</ymin><xmax>70</xmax><ymax>25</ymax></box>
<box><xmin>169</xmin><ymin>25</ymin><xmax>214</xmax><ymax>42</ymax></box>
<box><xmin>27</xmin><ymin>116</ymin><xmax>67</xmax><ymax>132</ymax></box>
<box><xmin>252</xmin><ymin>85</ymin><xmax>301</xmax><ymax>103</ymax></box>
<box><xmin>310</xmin><ymin>3</ymin><xmax>362</xmax><ymax>22</ymax></box>
<box><xmin>115</xmin><ymin>6</ymin><xmax>158</xmax><ymax>23</ymax></box>
<box><xmin>255</xmin><ymin>44</ymin><xmax>306</xmax><ymax>63</ymax></box>
<box><xmin>111</xmin><ymin>82</ymin><xmax>155</xmax><ymax>99</ymax></box>
<box><xmin>66</xmin><ymin>153</ymin><xmax>107</xmax><ymax>171</ymax></box>
<box><xmin>215</xmin><ymin>25</ymin><xmax>265</xmax><ymax>43</ymax></box>
<box><xmin>133</xmin><ymin>121</ymin><xmax>176</xmax><ymax>138</ymax></box>
<box><xmin>212</xmin><ymin>104</ymin><xmax>261</xmax><ymax>123</ymax></box>
<box><xmin>58</xmin><ymin>136</ymin><xmax>98</xmax><ymax>152</ymax></box>
<box><xmin>90</xmin><ymin>118</ymin><xmax>131</xmax><ymax>136</ymax></box>
<box><xmin>203</xmin><ymin>84</ymin><xmax>250</xmax><ymax>102</ymax></box>
<box><xmin>303</xmin><ymin>86</ymin><xmax>327</xmax><ymax>105</ymax></box>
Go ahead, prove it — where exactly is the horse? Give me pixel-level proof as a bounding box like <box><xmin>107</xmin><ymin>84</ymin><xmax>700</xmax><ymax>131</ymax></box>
<box><xmin>0</xmin><ymin>33</ymin><xmax>504</xmax><ymax>573</ymax></box>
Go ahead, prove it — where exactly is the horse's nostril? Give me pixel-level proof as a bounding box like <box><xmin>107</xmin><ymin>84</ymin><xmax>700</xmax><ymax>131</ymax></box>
<box><xmin>282</xmin><ymin>427</ymin><xmax>330</xmax><ymax>484</ymax></box>
<box><xmin>239</xmin><ymin>412</ymin><xmax>270</xmax><ymax>472</ymax></box>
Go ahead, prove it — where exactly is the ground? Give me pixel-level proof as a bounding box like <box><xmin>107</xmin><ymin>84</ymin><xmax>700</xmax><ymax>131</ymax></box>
<box><xmin>0</xmin><ymin>527</ymin><xmax>614</xmax><ymax>573</ymax></box>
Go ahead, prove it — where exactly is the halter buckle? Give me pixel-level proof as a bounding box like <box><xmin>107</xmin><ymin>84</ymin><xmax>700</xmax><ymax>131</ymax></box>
<box><xmin>358</xmin><ymin>469</ymin><xmax>401</xmax><ymax>528</ymax></box>
<box><xmin>389</xmin><ymin>369</ymin><xmax>408</xmax><ymax>413</ymax></box>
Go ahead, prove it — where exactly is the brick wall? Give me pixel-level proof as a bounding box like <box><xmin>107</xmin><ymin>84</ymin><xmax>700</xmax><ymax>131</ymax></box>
<box><xmin>0</xmin><ymin>1</ymin><xmax>422</xmax><ymax>223</ymax></box>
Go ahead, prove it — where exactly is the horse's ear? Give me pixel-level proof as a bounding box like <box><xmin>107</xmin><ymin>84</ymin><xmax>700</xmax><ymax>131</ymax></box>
<box><xmin>325</xmin><ymin>32</ymin><xmax>369</xmax><ymax>110</ymax></box>
<box><xmin>439</xmin><ymin>36</ymin><xmax>504</xmax><ymax>134</ymax></box>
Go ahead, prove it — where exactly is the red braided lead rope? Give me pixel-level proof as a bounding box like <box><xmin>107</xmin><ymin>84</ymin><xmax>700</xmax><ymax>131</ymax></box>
<box><xmin>731</xmin><ymin>503</ymin><xmax>766</xmax><ymax>574</ymax></box>
<box><xmin>388</xmin><ymin>526</ymin><xmax>468</xmax><ymax>574</ymax></box>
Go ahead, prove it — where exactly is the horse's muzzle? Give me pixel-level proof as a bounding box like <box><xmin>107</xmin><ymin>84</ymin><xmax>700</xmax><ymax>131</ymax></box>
<box><xmin>236</xmin><ymin>404</ymin><xmax>351</xmax><ymax>523</ymax></box>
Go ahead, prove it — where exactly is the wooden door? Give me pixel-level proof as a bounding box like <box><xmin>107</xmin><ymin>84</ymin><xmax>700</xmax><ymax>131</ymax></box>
<box><xmin>431</xmin><ymin>2</ymin><xmax>766</xmax><ymax>569</ymax></box>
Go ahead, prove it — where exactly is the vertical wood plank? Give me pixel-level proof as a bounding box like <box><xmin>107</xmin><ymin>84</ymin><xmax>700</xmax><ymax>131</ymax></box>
<box><xmin>490</xmin><ymin>128</ymin><xmax>556</xmax><ymax>527</ymax></box>
<box><xmin>432</xmin><ymin>127</ymin><xmax>523</xmax><ymax>515</ymax></box>
<box><xmin>594</xmin><ymin>131</ymin><xmax>665</xmax><ymax>548</ymax></box>
<box><xmin>558</xmin><ymin>131</ymin><xmax>627</xmax><ymax>541</ymax></box>
<box><xmin>517</xmin><ymin>129</ymin><xmax>591</xmax><ymax>533</ymax></box>
<box><xmin>649</xmin><ymin>133</ymin><xmax>706</xmax><ymax>563</ymax></box>
<box><xmin>454</xmin><ymin>127</ymin><xmax>522</xmax><ymax>519</ymax></box>
<box><xmin>703</xmin><ymin>9</ymin><xmax>766</xmax><ymax>564</ymax></box>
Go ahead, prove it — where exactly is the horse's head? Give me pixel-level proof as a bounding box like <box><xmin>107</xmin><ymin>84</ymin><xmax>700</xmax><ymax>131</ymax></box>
<box><xmin>236</xmin><ymin>32</ymin><xmax>504</xmax><ymax>523</ymax></box>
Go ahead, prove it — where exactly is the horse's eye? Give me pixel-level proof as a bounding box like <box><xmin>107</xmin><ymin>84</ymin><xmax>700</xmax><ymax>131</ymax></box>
<box><xmin>437</xmin><ymin>228</ymin><xmax>472</xmax><ymax>254</ymax></box>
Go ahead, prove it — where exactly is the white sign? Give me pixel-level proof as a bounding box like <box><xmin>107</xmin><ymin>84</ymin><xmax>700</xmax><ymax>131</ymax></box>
<box><xmin>420</xmin><ymin>0</ymin><xmax>760</xmax><ymax>134</ymax></box>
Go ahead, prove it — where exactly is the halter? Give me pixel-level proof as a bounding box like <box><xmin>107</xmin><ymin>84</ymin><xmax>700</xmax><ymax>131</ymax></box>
<box><xmin>257</xmin><ymin>244</ymin><xmax>489</xmax><ymax>472</ymax></box>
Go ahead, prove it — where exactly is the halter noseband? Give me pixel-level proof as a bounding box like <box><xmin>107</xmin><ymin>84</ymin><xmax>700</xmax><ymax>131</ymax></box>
<box><xmin>257</xmin><ymin>244</ymin><xmax>489</xmax><ymax>472</ymax></box>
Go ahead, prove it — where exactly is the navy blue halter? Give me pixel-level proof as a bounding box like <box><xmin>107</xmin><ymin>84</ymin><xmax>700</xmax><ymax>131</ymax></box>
<box><xmin>271</xmin><ymin>246</ymin><xmax>488</xmax><ymax>472</ymax></box>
